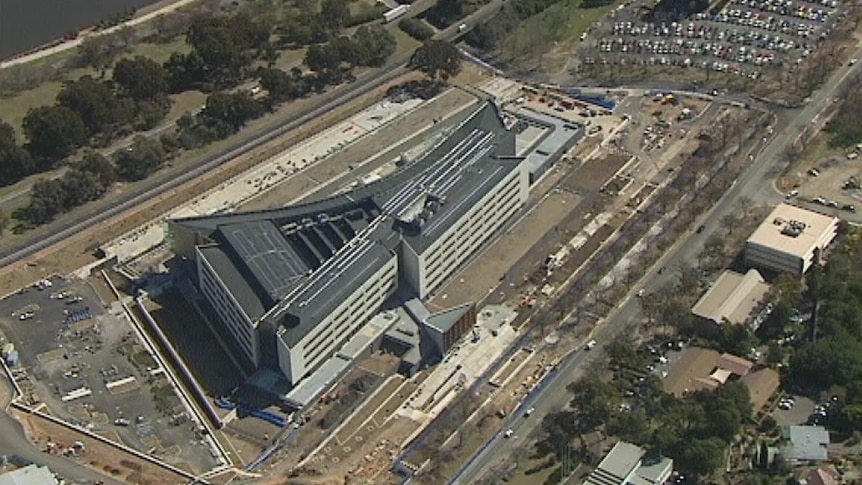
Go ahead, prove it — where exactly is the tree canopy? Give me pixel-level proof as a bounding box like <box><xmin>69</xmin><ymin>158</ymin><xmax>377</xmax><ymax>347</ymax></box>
<box><xmin>0</xmin><ymin>121</ymin><xmax>34</xmax><ymax>186</ymax></box>
<box><xmin>22</xmin><ymin>105</ymin><xmax>87</xmax><ymax>165</ymax></box>
<box><xmin>56</xmin><ymin>76</ymin><xmax>128</xmax><ymax>136</ymax></box>
<box><xmin>409</xmin><ymin>40</ymin><xmax>462</xmax><ymax>82</ymax></box>
<box><xmin>113</xmin><ymin>56</ymin><xmax>169</xmax><ymax>100</ymax></box>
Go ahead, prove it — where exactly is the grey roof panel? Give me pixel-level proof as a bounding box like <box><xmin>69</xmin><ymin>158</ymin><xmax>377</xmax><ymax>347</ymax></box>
<box><xmin>177</xmin><ymin>102</ymin><xmax>517</xmax><ymax>350</ymax></box>
<box><xmin>219</xmin><ymin>220</ymin><xmax>309</xmax><ymax>301</ymax></box>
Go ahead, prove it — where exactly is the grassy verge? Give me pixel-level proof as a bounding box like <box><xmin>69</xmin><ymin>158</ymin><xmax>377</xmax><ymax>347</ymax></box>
<box><xmin>499</xmin><ymin>0</ymin><xmax>622</xmax><ymax>63</ymax></box>
<box><xmin>127</xmin><ymin>37</ymin><xmax>190</xmax><ymax>64</ymax></box>
<box><xmin>349</xmin><ymin>0</ymin><xmax>380</xmax><ymax>16</ymax></box>
<box><xmin>392</xmin><ymin>28</ymin><xmax>422</xmax><ymax>58</ymax></box>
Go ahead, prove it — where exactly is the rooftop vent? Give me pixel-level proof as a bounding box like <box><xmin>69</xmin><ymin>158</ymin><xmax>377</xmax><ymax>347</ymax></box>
<box><xmin>781</xmin><ymin>220</ymin><xmax>807</xmax><ymax>237</ymax></box>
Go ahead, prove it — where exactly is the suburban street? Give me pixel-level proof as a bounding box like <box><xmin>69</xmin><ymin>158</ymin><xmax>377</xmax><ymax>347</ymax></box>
<box><xmin>452</xmin><ymin>40</ymin><xmax>862</xmax><ymax>485</ymax></box>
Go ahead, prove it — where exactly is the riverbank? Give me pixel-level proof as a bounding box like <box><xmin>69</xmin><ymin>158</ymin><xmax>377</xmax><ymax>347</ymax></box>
<box><xmin>0</xmin><ymin>0</ymin><xmax>196</xmax><ymax>67</ymax></box>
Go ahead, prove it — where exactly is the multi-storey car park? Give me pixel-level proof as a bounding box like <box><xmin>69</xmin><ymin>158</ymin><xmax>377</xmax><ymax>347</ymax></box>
<box><xmin>168</xmin><ymin>101</ymin><xmax>583</xmax><ymax>410</ymax></box>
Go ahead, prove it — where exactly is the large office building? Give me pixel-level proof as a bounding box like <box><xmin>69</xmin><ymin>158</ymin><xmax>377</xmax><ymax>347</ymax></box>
<box><xmin>170</xmin><ymin>102</ymin><xmax>531</xmax><ymax>393</ymax></box>
<box><xmin>744</xmin><ymin>204</ymin><xmax>839</xmax><ymax>276</ymax></box>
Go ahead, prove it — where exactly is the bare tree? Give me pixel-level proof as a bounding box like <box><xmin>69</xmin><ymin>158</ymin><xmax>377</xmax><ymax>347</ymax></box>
<box><xmin>735</xmin><ymin>195</ymin><xmax>753</xmax><ymax>218</ymax></box>
<box><xmin>720</xmin><ymin>213</ymin><xmax>738</xmax><ymax>235</ymax></box>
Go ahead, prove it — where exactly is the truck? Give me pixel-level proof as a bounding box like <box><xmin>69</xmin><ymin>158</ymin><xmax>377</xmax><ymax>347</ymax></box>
<box><xmin>383</xmin><ymin>5</ymin><xmax>409</xmax><ymax>23</ymax></box>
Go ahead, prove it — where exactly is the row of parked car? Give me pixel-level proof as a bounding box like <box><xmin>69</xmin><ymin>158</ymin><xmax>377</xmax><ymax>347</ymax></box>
<box><xmin>590</xmin><ymin>0</ymin><xmax>842</xmax><ymax>79</ymax></box>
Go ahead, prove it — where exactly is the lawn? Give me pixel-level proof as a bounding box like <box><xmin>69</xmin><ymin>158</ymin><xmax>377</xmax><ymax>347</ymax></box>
<box><xmin>349</xmin><ymin>0</ymin><xmax>382</xmax><ymax>16</ymax></box>
<box><xmin>0</xmin><ymin>36</ymin><xmax>190</xmax><ymax>141</ymax></box>
<box><xmin>126</xmin><ymin>37</ymin><xmax>190</xmax><ymax>64</ymax></box>
<box><xmin>0</xmin><ymin>79</ymin><xmax>68</xmax><ymax>142</ymax></box>
<box><xmin>392</xmin><ymin>27</ymin><xmax>422</xmax><ymax>58</ymax></box>
<box><xmin>503</xmin><ymin>0</ymin><xmax>623</xmax><ymax>57</ymax></box>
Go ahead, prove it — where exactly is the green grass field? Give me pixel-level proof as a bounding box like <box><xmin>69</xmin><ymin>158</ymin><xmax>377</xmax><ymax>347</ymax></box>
<box><xmin>349</xmin><ymin>0</ymin><xmax>381</xmax><ymax>16</ymax></box>
<box><xmin>0</xmin><ymin>37</ymin><xmax>191</xmax><ymax>141</ymax></box>
<box><xmin>392</xmin><ymin>28</ymin><xmax>422</xmax><ymax>58</ymax></box>
<box><xmin>126</xmin><ymin>37</ymin><xmax>191</xmax><ymax>64</ymax></box>
<box><xmin>507</xmin><ymin>0</ymin><xmax>621</xmax><ymax>49</ymax></box>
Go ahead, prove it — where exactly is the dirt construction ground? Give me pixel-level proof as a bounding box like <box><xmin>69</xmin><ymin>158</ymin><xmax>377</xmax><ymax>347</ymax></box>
<box><xmin>12</xmin><ymin>408</ymin><xmax>191</xmax><ymax>485</ymax></box>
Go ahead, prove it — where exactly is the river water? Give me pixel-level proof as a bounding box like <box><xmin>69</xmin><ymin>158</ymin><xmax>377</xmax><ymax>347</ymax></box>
<box><xmin>0</xmin><ymin>0</ymin><xmax>161</xmax><ymax>60</ymax></box>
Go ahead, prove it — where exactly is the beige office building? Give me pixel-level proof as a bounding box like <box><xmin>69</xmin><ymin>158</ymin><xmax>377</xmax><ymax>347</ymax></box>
<box><xmin>744</xmin><ymin>204</ymin><xmax>839</xmax><ymax>276</ymax></box>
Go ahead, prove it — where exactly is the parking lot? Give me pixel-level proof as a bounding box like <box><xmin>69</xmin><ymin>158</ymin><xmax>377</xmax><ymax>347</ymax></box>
<box><xmin>584</xmin><ymin>0</ymin><xmax>849</xmax><ymax>84</ymax></box>
<box><xmin>0</xmin><ymin>276</ymin><xmax>216</xmax><ymax>473</ymax></box>
<box><xmin>788</xmin><ymin>153</ymin><xmax>862</xmax><ymax>216</ymax></box>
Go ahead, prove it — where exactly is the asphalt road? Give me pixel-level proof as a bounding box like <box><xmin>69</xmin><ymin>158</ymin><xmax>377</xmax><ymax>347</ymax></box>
<box><xmin>453</xmin><ymin>41</ymin><xmax>862</xmax><ymax>485</ymax></box>
<box><xmin>0</xmin><ymin>0</ymin><xmax>506</xmax><ymax>269</ymax></box>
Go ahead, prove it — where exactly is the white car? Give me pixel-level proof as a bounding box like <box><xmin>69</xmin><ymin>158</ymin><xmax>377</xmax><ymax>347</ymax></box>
<box><xmin>586</xmin><ymin>339</ymin><xmax>597</xmax><ymax>350</ymax></box>
<box><xmin>525</xmin><ymin>407</ymin><xmax>535</xmax><ymax>417</ymax></box>
<box><xmin>504</xmin><ymin>429</ymin><xmax>514</xmax><ymax>438</ymax></box>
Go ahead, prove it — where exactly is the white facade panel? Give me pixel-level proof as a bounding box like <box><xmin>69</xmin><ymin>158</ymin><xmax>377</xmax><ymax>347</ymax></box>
<box><xmin>277</xmin><ymin>255</ymin><xmax>398</xmax><ymax>384</ymax></box>
<box><xmin>197</xmin><ymin>247</ymin><xmax>259</xmax><ymax>366</ymax></box>
<box><xmin>417</xmin><ymin>168</ymin><xmax>526</xmax><ymax>299</ymax></box>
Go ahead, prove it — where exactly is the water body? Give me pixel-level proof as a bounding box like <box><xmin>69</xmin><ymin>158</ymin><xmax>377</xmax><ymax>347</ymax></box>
<box><xmin>0</xmin><ymin>0</ymin><xmax>161</xmax><ymax>60</ymax></box>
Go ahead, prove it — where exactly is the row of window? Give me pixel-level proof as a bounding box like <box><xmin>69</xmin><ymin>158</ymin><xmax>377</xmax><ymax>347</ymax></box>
<box><xmin>297</xmin><ymin>261</ymin><xmax>398</xmax><ymax>375</ymax></box>
<box><xmin>427</xmin><ymin>171</ymin><xmax>521</xmax><ymax>266</ymax></box>
<box><xmin>199</xmin><ymin>262</ymin><xmax>256</xmax><ymax>363</ymax></box>
<box><xmin>424</xmin><ymin>174</ymin><xmax>523</xmax><ymax>293</ymax></box>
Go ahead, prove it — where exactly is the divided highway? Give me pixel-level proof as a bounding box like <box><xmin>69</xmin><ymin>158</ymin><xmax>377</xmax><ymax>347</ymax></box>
<box><xmin>452</xmin><ymin>43</ymin><xmax>862</xmax><ymax>485</ymax></box>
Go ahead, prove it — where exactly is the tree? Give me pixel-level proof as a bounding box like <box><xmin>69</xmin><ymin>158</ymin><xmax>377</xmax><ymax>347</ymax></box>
<box><xmin>164</xmin><ymin>51</ymin><xmax>206</xmax><ymax>92</ymax></box>
<box><xmin>0</xmin><ymin>120</ymin><xmax>34</xmax><ymax>186</ymax></box>
<box><xmin>790</xmin><ymin>336</ymin><xmax>862</xmax><ymax>390</ymax></box>
<box><xmin>113</xmin><ymin>56</ymin><xmax>169</xmax><ymax>100</ymax></box>
<box><xmin>608</xmin><ymin>409</ymin><xmax>651</xmax><ymax>445</ymax></box>
<box><xmin>674</xmin><ymin>437</ymin><xmax>726</xmax><ymax>479</ymax></box>
<box><xmin>567</xmin><ymin>376</ymin><xmax>620</xmax><ymax>436</ymax></box>
<box><xmin>258</xmin><ymin>68</ymin><xmax>307</xmax><ymax>102</ymax></box>
<box><xmin>736</xmin><ymin>195</ymin><xmax>753</xmax><ymax>218</ymax></box>
<box><xmin>132</xmin><ymin>98</ymin><xmax>170</xmax><ymax>131</ymax></box>
<box><xmin>304</xmin><ymin>43</ymin><xmax>346</xmax><ymax>82</ymax></box>
<box><xmin>78</xmin><ymin>151</ymin><xmax>117</xmax><ymax>188</ymax></box>
<box><xmin>201</xmin><ymin>92</ymin><xmax>264</xmax><ymax>137</ymax></box>
<box><xmin>24</xmin><ymin>178</ymin><xmax>67</xmax><ymax>224</ymax></box>
<box><xmin>0</xmin><ymin>209</ymin><xmax>9</xmax><ymax>236</ymax></box>
<box><xmin>720</xmin><ymin>212</ymin><xmax>738</xmax><ymax>235</ymax></box>
<box><xmin>56</xmin><ymin>76</ymin><xmax>127</xmax><ymax>135</ymax></box>
<box><xmin>837</xmin><ymin>404</ymin><xmax>862</xmax><ymax>433</ymax></box>
<box><xmin>319</xmin><ymin>0</ymin><xmax>351</xmax><ymax>33</ymax></box>
<box><xmin>61</xmin><ymin>168</ymin><xmax>104</xmax><ymax>206</ymax></box>
<box><xmin>22</xmin><ymin>105</ymin><xmax>87</xmax><ymax>165</ymax></box>
<box><xmin>399</xmin><ymin>18</ymin><xmax>435</xmax><ymax>42</ymax></box>
<box><xmin>354</xmin><ymin>26</ymin><xmax>396</xmax><ymax>67</ymax></box>
<box><xmin>115</xmin><ymin>135</ymin><xmax>167</xmax><ymax>181</ymax></box>
<box><xmin>186</xmin><ymin>12</ymin><xmax>269</xmax><ymax>85</ymax></box>
<box><xmin>409</xmin><ymin>41</ymin><xmax>463</xmax><ymax>82</ymax></box>
<box><xmin>464</xmin><ymin>22</ymin><xmax>498</xmax><ymax>50</ymax></box>
<box><xmin>77</xmin><ymin>34</ymin><xmax>125</xmax><ymax>74</ymax></box>
<box><xmin>425</xmin><ymin>0</ymin><xmax>464</xmax><ymax>28</ymax></box>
